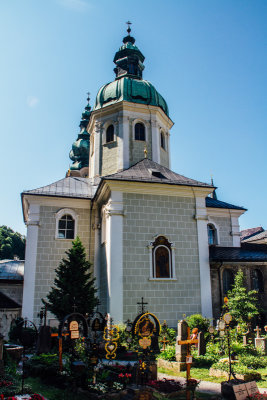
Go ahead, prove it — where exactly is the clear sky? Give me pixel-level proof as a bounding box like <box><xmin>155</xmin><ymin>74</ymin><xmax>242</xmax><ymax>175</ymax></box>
<box><xmin>0</xmin><ymin>0</ymin><xmax>266</xmax><ymax>235</ymax></box>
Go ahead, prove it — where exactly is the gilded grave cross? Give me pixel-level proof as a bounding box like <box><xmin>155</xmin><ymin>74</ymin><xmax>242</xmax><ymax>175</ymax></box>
<box><xmin>160</xmin><ymin>336</ymin><xmax>169</xmax><ymax>350</ymax></box>
<box><xmin>178</xmin><ymin>326</ymin><xmax>199</xmax><ymax>400</ymax></box>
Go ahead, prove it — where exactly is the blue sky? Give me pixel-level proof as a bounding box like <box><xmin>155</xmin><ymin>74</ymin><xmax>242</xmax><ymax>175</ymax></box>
<box><xmin>0</xmin><ymin>0</ymin><xmax>266</xmax><ymax>235</ymax></box>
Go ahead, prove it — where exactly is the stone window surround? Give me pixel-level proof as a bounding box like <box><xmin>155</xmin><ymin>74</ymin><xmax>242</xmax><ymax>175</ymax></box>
<box><xmin>148</xmin><ymin>235</ymin><xmax>177</xmax><ymax>281</ymax></box>
<box><xmin>160</xmin><ymin>130</ymin><xmax>167</xmax><ymax>151</ymax></box>
<box><xmin>55</xmin><ymin>208</ymin><xmax>78</xmax><ymax>240</ymax></box>
<box><xmin>207</xmin><ymin>219</ymin><xmax>220</xmax><ymax>246</ymax></box>
<box><xmin>102</xmin><ymin>120</ymin><xmax>117</xmax><ymax>146</ymax></box>
<box><xmin>133</xmin><ymin>119</ymin><xmax>148</xmax><ymax>142</ymax></box>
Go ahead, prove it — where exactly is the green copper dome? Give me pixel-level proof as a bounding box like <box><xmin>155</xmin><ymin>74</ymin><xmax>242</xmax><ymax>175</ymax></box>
<box><xmin>94</xmin><ymin>77</ymin><xmax>169</xmax><ymax>116</ymax></box>
<box><xmin>93</xmin><ymin>28</ymin><xmax>169</xmax><ymax>117</ymax></box>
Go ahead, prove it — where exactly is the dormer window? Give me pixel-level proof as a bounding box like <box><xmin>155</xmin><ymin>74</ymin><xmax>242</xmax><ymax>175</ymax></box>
<box><xmin>106</xmin><ymin>125</ymin><xmax>114</xmax><ymax>143</ymax></box>
<box><xmin>207</xmin><ymin>223</ymin><xmax>217</xmax><ymax>245</ymax></box>
<box><xmin>135</xmin><ymin>123</ymin><xmax>145</xmax><ymax>141</ymax></box>
<box><xmin>149</xmin><ymin>169</ymin><xmax>166</xmax><ymax>179</ymax></box>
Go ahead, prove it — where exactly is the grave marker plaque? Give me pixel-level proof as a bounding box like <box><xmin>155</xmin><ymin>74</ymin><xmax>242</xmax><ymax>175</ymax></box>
<box><xmin>245</xmin><ymin>381</ymin><xmax>259</xmax><ymax>396</ymax></box>
<box><xmin>233</xmin><ymin>384</ymin><xmax>249</xmax><ymax>400</ymax></box>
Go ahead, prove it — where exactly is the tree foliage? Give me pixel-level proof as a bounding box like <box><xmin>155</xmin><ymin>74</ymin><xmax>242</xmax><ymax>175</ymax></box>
<box><xmin>0</xmin><ymin>225</ymin><xmax>25</xmax><ymax>260</ymax></box>
<box><xmin>186</xmin><ymin>314</ymin><xmax>210</xmax><ymax>333</ymax></box>
<box><xmin>226</xmin><ymin>269</ymin><xmax>260</xmax><ymax>324</ymax></box>
<box><xmin>45</xmin><ymin>237</ymin><xmax>98</xmax><ymax>321</ymax></box>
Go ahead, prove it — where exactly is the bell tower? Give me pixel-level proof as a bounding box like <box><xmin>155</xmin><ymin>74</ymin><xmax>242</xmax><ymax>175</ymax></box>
<box><xmin>88</xmin><ymin>26</ymin><xmax>173</xmax><ymax>179</ymax></box>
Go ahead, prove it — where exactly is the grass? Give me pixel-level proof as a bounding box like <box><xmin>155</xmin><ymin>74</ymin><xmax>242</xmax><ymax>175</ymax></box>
<box><xmin>158</xmin><ymin>366</ymin><xmax>267</xmax><ymax>388</ymax></box>
<box><xmin>158</xmin><ymin>366</ymin><xmax>225</xmax><ymax>383</ymax></box>
<box><xmin>24</xmin><ymin>377</ymin><xmax>89</xmax><ymax>400</ymax></box>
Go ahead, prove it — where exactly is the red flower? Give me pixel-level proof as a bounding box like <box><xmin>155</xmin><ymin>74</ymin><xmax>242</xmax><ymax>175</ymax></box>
<box><xmin>118</xmin><ymin>373</ymin><xmax>124</xmax><ymax>378</ymax></box>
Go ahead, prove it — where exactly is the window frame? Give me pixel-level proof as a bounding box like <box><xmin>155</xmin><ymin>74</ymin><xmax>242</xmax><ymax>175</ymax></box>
<box><xmin>207</xmin><ymin>221</ymin><xmax>220</xmax><ymax>246</ymax></box>
<box><xmin>148</xmin><ymin>235</ymin><xmax>176</xmax><ymax>281</ymax></box>
<box><xmin>251</xmin><ymin>268</ymin><xmax>264</xmax><ymax>293</ymax></box>
<box><xmin>106</xmin><ymin>124</ymin><xmax>115</xmax><ymax>144</ymax></box>
<box><xmin>222</xmin><ymin>268</ymin><xmax>235</xmax><ymax>294</ymax></box>
<box><xmin>55</xmin><ymin>208</ymin><xmax>78</xmax><ymax>240</ymax></box>
<box><xmin>134</xmin><ymin>122</ymin><xmax>146</xmax><ymax>141</ymax></box>
<box><xmin>160</xmin><ymin>131</ymin><xmax>166</xmax><ymax>150</ymax></box>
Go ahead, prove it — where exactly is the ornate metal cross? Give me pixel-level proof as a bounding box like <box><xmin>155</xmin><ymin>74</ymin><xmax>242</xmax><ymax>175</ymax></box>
<box><xmin>137</xmin><ymin>297</ymin><xmax>148</xmax><ymax>313</ymax></box>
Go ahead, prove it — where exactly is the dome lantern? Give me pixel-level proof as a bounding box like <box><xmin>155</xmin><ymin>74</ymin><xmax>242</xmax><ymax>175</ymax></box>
<box><xmin>113</xmin><ymin>22</ymin><xmax>145</xmax><ymax>80</ymax></box>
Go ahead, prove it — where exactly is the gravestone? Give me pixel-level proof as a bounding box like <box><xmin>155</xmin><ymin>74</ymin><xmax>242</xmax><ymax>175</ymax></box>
<box><xmin>242</xmin><ymin>323</ymin><xmax>255</xmax><ymax>346</ymax></box>
<box><xmin>198</xmin><ymin>331</ymin><xmax>206</xmax><ymax>356</ymax></box>
<box><xmin>36</xmin><ymin>325</ymin><xmax>51</xmax><ymax>354</ymax></box>
<box><xmin>175</xmin><ymin>319</ymin><xmax>188</xmax><ymax>371</ymax></box>
<box><xmin>254</xmin><ymin>325</ymin><xmax>267</xmax><ymax>355</ymax></box>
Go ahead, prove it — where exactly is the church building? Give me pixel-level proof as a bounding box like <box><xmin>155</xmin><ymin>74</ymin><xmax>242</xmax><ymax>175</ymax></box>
<box><xmin>21</xmin><ymin>27</ymin><xmax>267</xmax><ymax>327</ymax></box>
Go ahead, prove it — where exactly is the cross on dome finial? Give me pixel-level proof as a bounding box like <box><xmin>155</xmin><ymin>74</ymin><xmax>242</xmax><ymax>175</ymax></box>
<box><xmin>87</xmin><ymin>92</ymin><xmax>90</xmax><ymax>103</ymax></box>
<box><xmin>126</xmin><ymin>20</ymin><xmax>132</xmax><ymax>35</ymax></box>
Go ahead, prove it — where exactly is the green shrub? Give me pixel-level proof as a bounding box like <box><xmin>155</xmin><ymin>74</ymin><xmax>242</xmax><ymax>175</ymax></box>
<box><xmin>157</xmin><ymin>346</ymin><xmax>176</xmax><ymax>361</ymax></box>
<box><xmin>238</xmin><ymin>354</ymin><xmax>267</xmax><ymax>369</ymax></box>
<box><xmin>25</xmin><ymin>353</ymin><xmax>59</xmax><ymax>378</ymax></box>
<box><xmin>193</xmin><ymin>353</ymin><xmax>220</xmax><ymax>368</ymax></box>
<box><xmin>186</xmin><ymin>314</ymin><xmax>210</xmax><ymax>333</ymax></box>
<box><xmin>211</xmin><ymin>361</ymin><xmax>261</xmax><ymax>380</ymax></box>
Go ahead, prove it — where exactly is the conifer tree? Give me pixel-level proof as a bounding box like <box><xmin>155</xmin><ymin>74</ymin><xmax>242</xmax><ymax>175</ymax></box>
<box><xmin>45</xmin><ymin>237</ymin><xmax>98</xmax><ymax>321</ymax></box>
<box><xmin>226</xmin><ymin>269</ymin><xmax>259</xmax><ymax>324</ymax></box>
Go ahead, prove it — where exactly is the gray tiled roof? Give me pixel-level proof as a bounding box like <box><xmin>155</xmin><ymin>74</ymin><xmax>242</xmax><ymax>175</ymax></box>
<box><xmin>240</xmin><ymin>227</ymin><xmax>264</xmax><ymax>241</ymax></box>
<box><xmin>103</xmin><ymin>159</ymin><xmax>213</xmax><ymax>188</ymax></box>
<box><xmin>22</xmin><ymin>177</ymin><xmax>97</xmax><ymax>199</ymax></box>
<box><xmin>242</xmin><ymin>230</ymin><xmax>267</xmax><ymax>243</ymax></box>
<box><xmin>206</xmin><ymin>197</ymin><xmax>246</xmax><ymax>211</ymax></box>
<box><xmin>0</xmin><ymin>260</ymin><xmax>24</xmax><ymax>281</ymax></box>
<box><xmin>0</xmin><ymin>291</ymin><xmax>21</xmax><ymax>308</ymax></box>
<box><xmin>210</xmin><ymin>243</ymin><xmax>267</xmax><ymax>262</ymax></box>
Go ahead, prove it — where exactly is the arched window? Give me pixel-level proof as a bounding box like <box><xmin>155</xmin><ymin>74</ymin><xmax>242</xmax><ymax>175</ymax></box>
<box><xmin>160</xmin><ymin>132</ymin><xmax>166</xmax><ymax>150</ymax></box>
<box><xmin>251</xmin><ymin>269</ymin><xmax>264</xmax><ymax>292</ymax></box>
<box><xmin>106</xmin><ymin>125</ymin><xmax>114</xmax><ymax>143</ymax></box>
<box><xmin>55</xmin><ymin>208</ymin><xmax>77</xmax><ymax>240</ymax></box>
<box><xmin>135</xmin><ymin>122</ymin><xmax>145</xmax><ymax>141</ymax></box>
<box><xmin>207</xmin><ymin>224</ymin><xmax>217</xmax><ymax>245</ymax></box>
<box><xmin>152</xmin><ymin>236</ymin><xmax>173</xmax><ymax>279</ymax></box>
<box><xmin>58</xmin><ymin>215</ymin><xmax>75</xmax><ymax>239</ymax></box>
<box><xmin>223</xmin><ymin>269</ymin><xmax>234</xmax><ymax>294</ymax></box>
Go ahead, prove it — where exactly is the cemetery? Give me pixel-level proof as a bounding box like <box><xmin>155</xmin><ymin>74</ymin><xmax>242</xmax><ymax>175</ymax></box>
<box><xmin>1</xmin><ymin>264</ymin><xmax>267</xmax><ymax>400</ymax></box>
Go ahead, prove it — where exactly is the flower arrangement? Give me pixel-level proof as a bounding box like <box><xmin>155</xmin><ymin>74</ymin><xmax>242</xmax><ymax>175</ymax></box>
<box><xmin>147</xmin><ymin>379</ymin><xmax>183</xmax><ymax>393</ymax></box>
<box><xmin>0</xmin><ymin>394</ymin><xmax>45</xmax><ymax>400</ymax></box>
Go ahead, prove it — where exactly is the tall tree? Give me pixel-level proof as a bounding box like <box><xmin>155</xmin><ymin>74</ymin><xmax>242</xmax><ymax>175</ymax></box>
<box><xmin>45</xmin><ymin>237</ymin><xmax>98</xmax><ymax>321</ymax></box>
<box><xmin>226</xmin><ymin>269</ymin><xmax>260</xmax><ymax>324</ymax></box>
<box><xmin>0</xmin><ymin>225</ymin><xmax>25</xmax><ymax>260</ymax></box>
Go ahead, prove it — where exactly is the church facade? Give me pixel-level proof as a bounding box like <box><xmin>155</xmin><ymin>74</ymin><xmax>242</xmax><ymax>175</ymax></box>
<box><xmin>21</xmin><ymin>29</ymin><xmax>267</xmax><ymax>327</ymax></box>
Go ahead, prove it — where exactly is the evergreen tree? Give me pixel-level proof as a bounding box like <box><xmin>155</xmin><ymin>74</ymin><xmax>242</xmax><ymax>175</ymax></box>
<box><xmin>45</xmin><ymin>237</ymin><xmax>98</xmax><ymax>321</ymax></box>
<box><xmin>0</xmin><ymin>225</ymin><xmax>25</xmax><ymax>260</ymax></box>
<box><xmin>226</xmin><ymin>269</ymin><xmax>260</xmax><ymax>324</ymax></box>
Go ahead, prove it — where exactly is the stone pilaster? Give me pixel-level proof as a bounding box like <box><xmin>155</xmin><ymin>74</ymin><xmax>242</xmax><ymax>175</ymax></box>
<box><xmin>22</xmin><ymin>203</ymin><xmax>40</xmax><ymax>321</ymax></box>
<box><xmin>195</xmin><ymin>196</ymin><xmax>213</xmax><ymax>319</ymax></box>
<box><xmin>105</xmin><ymin>191</ymin><xmax>124</xmax><ymax>323</ymax></box>
<box><xmin>151</xmin><ymin>119</ymin><xmax>160</xmax><ymax>163</ymax></box>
